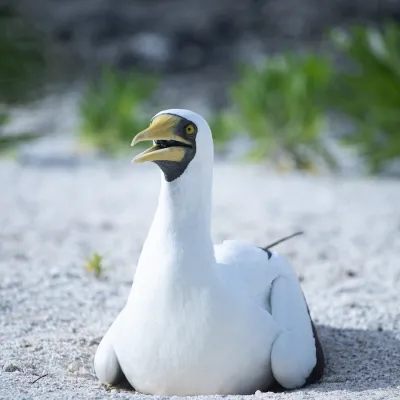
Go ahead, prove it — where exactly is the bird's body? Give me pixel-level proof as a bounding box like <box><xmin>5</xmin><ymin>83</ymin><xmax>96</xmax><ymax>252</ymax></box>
<box><xmin>94</xmin><ymin>109</ymin><xmax>324</xmax><ymax>395</ymax></box>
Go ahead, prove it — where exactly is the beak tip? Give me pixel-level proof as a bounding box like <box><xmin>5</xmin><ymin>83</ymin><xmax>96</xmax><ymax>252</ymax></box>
<box><xmin>131</xmin><ymin>135</ymin><xmax>142</xmax><ymax>147</ymax></box>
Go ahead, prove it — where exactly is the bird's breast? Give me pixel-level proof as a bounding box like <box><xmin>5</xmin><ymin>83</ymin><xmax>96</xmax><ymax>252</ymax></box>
<box><xmin>113</xmin><ymin>280</ymin><xmax>278</xmax><ymax>395</ymax></box>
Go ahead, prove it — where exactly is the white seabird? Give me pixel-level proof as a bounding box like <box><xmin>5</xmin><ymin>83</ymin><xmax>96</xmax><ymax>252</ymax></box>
<box><xmin>93</xmin><ymin>109</ymin><xmax>324</xmax><ymax>396</ymax></box>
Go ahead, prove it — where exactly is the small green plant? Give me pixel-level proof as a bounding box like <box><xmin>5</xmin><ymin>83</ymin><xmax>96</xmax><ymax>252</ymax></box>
<box><xmin>229</xmin><ymin>53</ymin><xmax>335</xmax><ymax>170</ymax></box>
<box><xmin>85</xmin><ymin>252</ymin><xmax>104</xmax><ymax>278</ymax></box>
<box><xmin>330</xmin><ymin>23</ymin><xmax>400</xmax><ymax>173</ymax></box>
<box><xmin>79</xmin><ymin>67</ymin><xmax>158</xmax><ymax>153</ymax></box>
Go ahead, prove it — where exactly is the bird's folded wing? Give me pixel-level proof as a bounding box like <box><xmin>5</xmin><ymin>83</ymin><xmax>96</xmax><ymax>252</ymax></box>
<box><xmin>214</xmin><ymin>240</ymin><xmax>293</xmax><ymax>309</ymax></box>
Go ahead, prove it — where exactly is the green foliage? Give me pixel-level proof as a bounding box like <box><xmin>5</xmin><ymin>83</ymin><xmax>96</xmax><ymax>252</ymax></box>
<box><xmin>207</xmin><ymin>111</ymin><xmax>233</xmax><ymax>150</ymax></box>
<box><xmin>85</xmin><ymin>252</ymin><xmax>104</xmax><ymax>278</ymax></box>
<box><xmin>79</xmin><ymin>67</ymin><xmax>158</xmax><ymax>153</ymax></box>
<box><xmin>0</xmin><ymin>5</ymin><xmax>46</xmax><ymax>104</ymax></box>
<box><xmin>0</xmin><ymin>107</ymin><xmax>44</xmax><ymax>155</ymax></box>
<box><xmin>0</xmin><ymin>108</ymin><xmax>10</xmax><ymax>153</ymax></box>
<box><xmin>0</xmin><ymin>5</ymin><xmax>47</xmax><ymax>155</ymax></box>
<box><xmin>0</xmin><ymin>132</ymin><xmax>44</xmax><ymax>154</ymax></box>
<box><xmin>0</xmin><ymin>108</ymin><xmax>9</xmax><ymax>126</ymax></box>
<box><xmin>229</xmin><ymin>53</ymin><xmax>334</xmax><ymax>170</ymax></box>
<box><xmin>212</xmin><ymin>23</ymin><xmax>400</xmax><ymax>174</ymax></box>
<box><xmin>330</xmin><ymin>24</ymin><xmax>400</xmax><ymax>173</ymax></box>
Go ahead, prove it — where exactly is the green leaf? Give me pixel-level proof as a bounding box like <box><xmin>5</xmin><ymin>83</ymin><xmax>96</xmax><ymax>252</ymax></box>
<box><xmin>330</xmin><ymin>23</ymin><xmax>400</xmax><ymax>173</ymax></box>
<box><xmin>79</xmin><ymin>67</ymin><xmax>159</xmax><ymax>153</ymax></box>
<box><xmin>228</xmin><ymin>53</ymin><xmax>334</xmax><ymax>170</ymax></box>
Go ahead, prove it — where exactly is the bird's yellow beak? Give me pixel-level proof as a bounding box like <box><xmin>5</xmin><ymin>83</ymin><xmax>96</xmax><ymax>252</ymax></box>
<box><xmin>131</xmin><ymin>114</ymin><xmax>191</xmax><ymax>163</ymax></box>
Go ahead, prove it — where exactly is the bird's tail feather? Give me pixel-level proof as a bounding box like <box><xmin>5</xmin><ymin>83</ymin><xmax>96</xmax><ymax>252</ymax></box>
<box><xmin>263</xmin><ymin>231</ymin><xmax>304</xmax><ymax>250</ymax></box>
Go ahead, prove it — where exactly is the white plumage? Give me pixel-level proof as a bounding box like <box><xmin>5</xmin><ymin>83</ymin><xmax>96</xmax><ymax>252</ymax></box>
<box><xmin>94</xmin><ymin>109</ymin><xmax>322</xmax><ymax>395</ymax></box>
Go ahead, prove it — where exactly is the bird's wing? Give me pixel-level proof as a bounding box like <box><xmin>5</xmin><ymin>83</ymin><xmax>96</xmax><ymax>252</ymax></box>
<box><xmin>214</xmin><ymin>240</ymin><xmax>324</xmax><ymax>388</ymax></box>
<box><xmin>214</xmin><ymin>240</ymin><xmax>296</xmax><ymax>310</ymax></box>
<box><xmin>269</xmin><ymin>275</ymin><xmax>324</xmax><ymax>388</ymax></box>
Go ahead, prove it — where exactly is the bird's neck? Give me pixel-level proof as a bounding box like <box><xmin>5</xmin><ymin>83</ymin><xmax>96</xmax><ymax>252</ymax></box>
<box><xmin>136</xmin><ymin>167</ymin><xmax>215</xmax><ymax>281</ymax></box>
<box><xmin>157</xmin><ymin>169</ymin><xmax>212</xmax><ymax>236</ymax></box>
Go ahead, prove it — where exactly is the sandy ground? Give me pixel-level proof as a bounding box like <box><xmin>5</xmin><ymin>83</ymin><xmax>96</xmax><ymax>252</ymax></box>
<box><xmin>1</xmin><ymin>159</ymin><xmax>400</xmax><ymax>400</ymax></box>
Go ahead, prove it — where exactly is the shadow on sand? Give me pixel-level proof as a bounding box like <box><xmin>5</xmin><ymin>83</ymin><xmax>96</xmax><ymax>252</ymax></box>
<box><xmin>304</xmin><ymin>325</ymin><xmax>400</xmax><ymax>393</ymax></box>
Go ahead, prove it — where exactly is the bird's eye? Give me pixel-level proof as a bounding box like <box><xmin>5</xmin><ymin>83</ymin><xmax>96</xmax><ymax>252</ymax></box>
<box><xmin>185</xmin><ymin>124</ymin><xmax>195</xmax><ymax>135</ymax></box>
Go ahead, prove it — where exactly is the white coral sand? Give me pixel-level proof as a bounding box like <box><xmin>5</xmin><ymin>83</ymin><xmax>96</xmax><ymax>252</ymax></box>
<box><xmin>0</xmin><ymin>160</ymin><xmax>399</xmax><ymax>399</ymax></box>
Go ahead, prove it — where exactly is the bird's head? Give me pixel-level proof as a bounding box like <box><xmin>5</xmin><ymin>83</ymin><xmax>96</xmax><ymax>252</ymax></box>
<box><xmin>131</xmin><ymin>109</ymin><xmax>213</xmax><ymax>182</ymax></box>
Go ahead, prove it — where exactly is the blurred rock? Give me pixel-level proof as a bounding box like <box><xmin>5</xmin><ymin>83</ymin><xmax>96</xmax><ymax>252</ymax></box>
<box><xmin>14</xmin><ymin>0</ymin><xmax>400</xmax><ymax>73</ymax></box>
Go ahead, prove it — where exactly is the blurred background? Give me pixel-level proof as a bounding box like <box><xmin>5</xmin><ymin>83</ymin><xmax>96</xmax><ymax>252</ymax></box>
<box><xmin>2</xmin><ymin>3</ymin><xmax>400</xmax><ymax>395</ymax></box>
<box><xmin>1</xmin><ymin>0</ymin><xmax>400</xmax><ymax>176</ymax></box>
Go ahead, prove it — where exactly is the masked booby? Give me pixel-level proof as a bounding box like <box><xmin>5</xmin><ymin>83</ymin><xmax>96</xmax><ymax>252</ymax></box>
<box><xmin>93</xmin><ymin>109</ymin><xmax>324</xmax><ymax>395</ymax></box>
